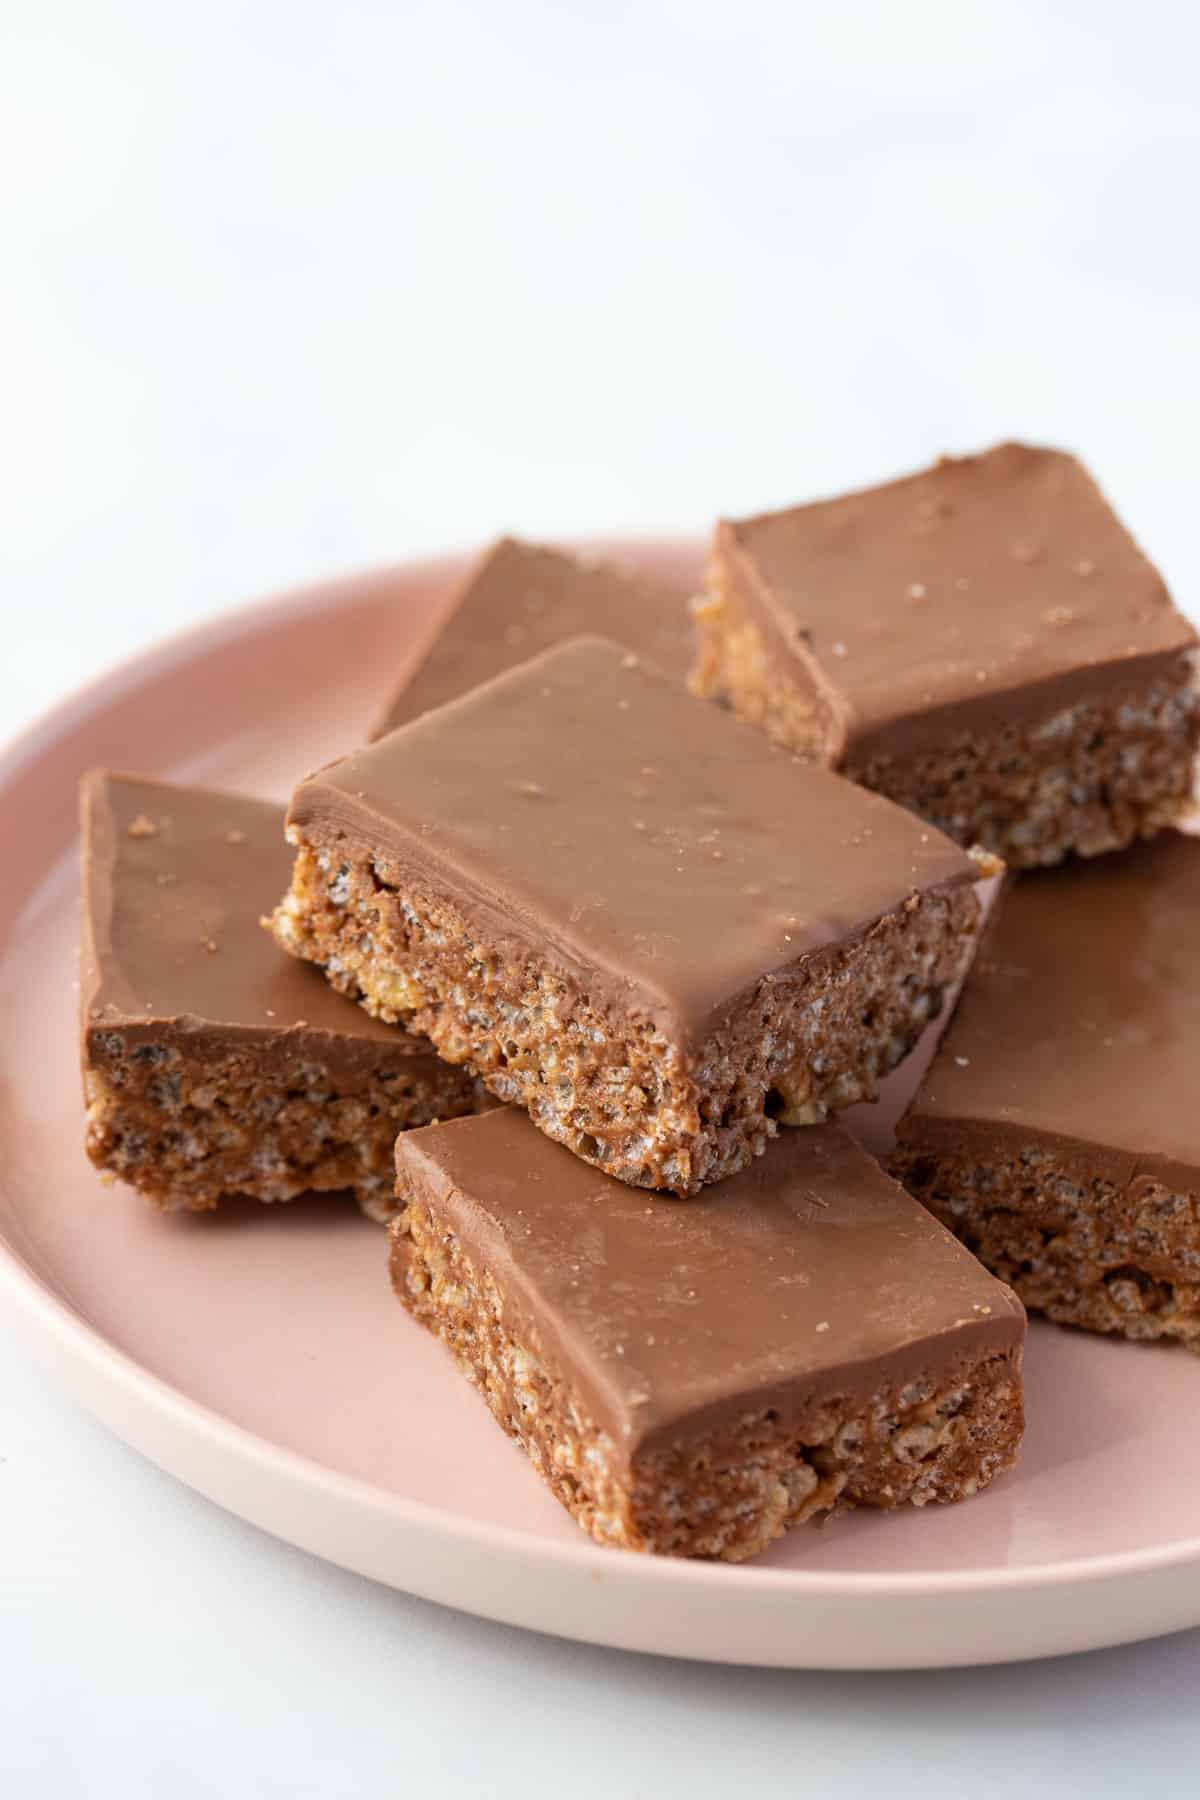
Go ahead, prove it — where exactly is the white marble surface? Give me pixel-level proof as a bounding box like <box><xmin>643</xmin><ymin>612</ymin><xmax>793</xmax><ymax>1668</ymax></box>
<box><xmin>3</xmin><ymin>3</ymin><xmax>1200</xmax><ymax>1792</ymax></box>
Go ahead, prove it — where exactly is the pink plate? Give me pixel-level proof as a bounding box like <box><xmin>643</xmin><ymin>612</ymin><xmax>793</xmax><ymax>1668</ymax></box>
<box><xmin>3</xmin><ymin>542</ymin><xmax>1200</xmax><ymax>1669</ymax></box>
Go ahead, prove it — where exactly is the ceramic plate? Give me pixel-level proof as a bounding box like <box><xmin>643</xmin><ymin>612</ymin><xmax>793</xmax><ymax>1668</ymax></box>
<box><xmin>3</xmin><ymin>542</ymin><xmax>1200</xmax><ymax>1669</ymax></box>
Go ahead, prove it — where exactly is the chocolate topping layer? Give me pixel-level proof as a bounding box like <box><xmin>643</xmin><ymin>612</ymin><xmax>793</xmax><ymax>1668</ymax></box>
<box><xmin>373</xmin><ymin>537</ymin><xmax>696</xmax><ymax>738</ymax></box>
<box><xmin>721</xmin><ymin>442</ymin><xmax>1197</xmax><ymax>761</ymax></box>
<box><xmin>289</xmin><ymin>637</ymin><xmax>980</xmax><ymax>1047</ymax></box>
<box><xmin>81</xmin><ymin>771</ymin><xmax>426</xmax><ymax>1066</ymax></box>
<box><xmin>896</xmin><ymin>831</ymin><xmax>1200</xmax><ymax>1190</ymax></box>
<box><xmin>394</xmin><ymin>1110</ymin><xmax>1024</xmax><ymax>1454</ymax></box>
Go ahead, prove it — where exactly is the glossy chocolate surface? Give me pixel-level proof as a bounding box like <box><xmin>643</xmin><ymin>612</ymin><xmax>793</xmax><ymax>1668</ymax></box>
<box><xmin>82</xmin><ymin>771</ymin><xmax>428</xmax><ymax>1067</ymax></box>
<box><xmin>395</xmin><ymin>1109</ymin><xmax>1024</xmax><ymax>1454</ymax></box>
<box><xmin>374</xmin><ymin>536</ymin><xmax>697</xmax><ymax>737</ymax></box>
<box><xmin>897</xmin><ymin>831</ymin><xmax>1200</xmax><ymax>1189</ymax></box>
<box><xmin>291</xmin><ymin>637</ymin><xmax>979</xmax><ymax>1046</ymax></box>
<box><xmin>722</xmin><ymin>442</ymin><xmax>1196</xmax><ymax>761</ymax></box>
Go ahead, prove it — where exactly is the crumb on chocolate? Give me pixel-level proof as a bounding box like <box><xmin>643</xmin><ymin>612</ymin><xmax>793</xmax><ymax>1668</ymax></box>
<box><xmin>127</xmin><ymin>815</ymin><xmax>159</xmax><ymax>839</ymax></box>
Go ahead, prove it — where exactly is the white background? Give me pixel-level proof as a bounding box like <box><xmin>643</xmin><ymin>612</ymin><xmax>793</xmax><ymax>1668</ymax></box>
<box><xmin>3</xmin><ymin>2</ymin><xmax>1200</xmax><ymax>1793</ymax></box>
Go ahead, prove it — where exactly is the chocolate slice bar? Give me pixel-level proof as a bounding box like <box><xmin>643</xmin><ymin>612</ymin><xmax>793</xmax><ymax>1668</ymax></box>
<box><xmin>694</xmin><ymin>442</ymin><xmax>1199</xmax><ymax>867</ymax></box>
<box><xmin>892</xmin><ymin>832</ymin><xmax>1200</xmax><ymax>1350</ymax></box>
<box><xmin>80</xmin><ymin>772</ymin><xmax>491</xmax><ymax>1220</ymax></box>
<box><xmin>372</xmin><ymin>536</ymin><xmax>696</xmax><ymax>738</ymax></box>
<box><xmin>271</xmin><ymin>637</ymin><xmax>985</xmax><ymax>1196</ymax></box>
<box><xmin>392</xmin><ymin>1111</ymin><xmax>1025</xmax><ymax>1560</ymax></box>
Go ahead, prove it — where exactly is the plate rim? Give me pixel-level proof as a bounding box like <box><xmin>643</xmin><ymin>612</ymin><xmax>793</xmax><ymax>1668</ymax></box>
<box><xmin>7</xmin><ymin>1231</ymin><xmax>1200</xmax><ymax>1602</ymax></box>
<box><xmin>4</xmin><ymin>549</ymin><xmax>1200</xmax><ymax>1668</ymax></box>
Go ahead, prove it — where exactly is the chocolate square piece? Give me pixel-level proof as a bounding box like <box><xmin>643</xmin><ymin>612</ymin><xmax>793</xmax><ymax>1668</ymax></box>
<box><xmin>695</xmin><ymin>442</ymin><xmax>1199</xmax><ymax>867</ymax></box>
<box><xmin>892</xmin><ymin>833</ymin><xmax>1200</xmax><ymax>1350</ymax></box>
<box><xmin>372</xmin><ymin>536</ymin><xmax>696</xmax><ymax>738</ymax></box>
<box><xmin>392</xmin><ymin>1111</ymin><xmax>1025</xmax><ymax>1560</ymax></box>
<box><xmin>271</xmin><ymin>636</ymin><xmax>984</xmax><ymax>1195</ymax></box>
<box><xmin>81</xmin><ymin>772</ymin><xmax>491</xmax><ymax>1220</ymax></box>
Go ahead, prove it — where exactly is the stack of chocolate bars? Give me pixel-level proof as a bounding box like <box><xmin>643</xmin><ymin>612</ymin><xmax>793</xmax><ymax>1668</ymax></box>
<box><xmin>79</xmin><ymin>441</ymin><xmax>1200</xmax><ymax>1562</ymax></box>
